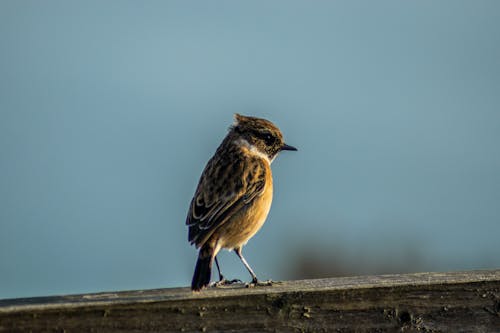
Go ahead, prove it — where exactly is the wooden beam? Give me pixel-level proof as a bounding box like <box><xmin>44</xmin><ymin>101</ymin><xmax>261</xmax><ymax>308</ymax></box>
<box><xmin>1</xmin><ymin>270</ymin><xmax>499</xmax><ymax>332</ymax></box>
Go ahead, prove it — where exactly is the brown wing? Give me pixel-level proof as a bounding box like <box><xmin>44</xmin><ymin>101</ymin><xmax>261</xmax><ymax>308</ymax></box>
<box><xmin>186</xmin><ymin>153</ymin><xmax>267</xmax><ymax>247</ymax></box>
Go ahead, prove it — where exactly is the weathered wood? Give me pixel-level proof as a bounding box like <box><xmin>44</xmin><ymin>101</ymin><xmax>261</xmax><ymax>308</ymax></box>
<box><xmin>1</xmin><ymin>270</ymin><xmax>499</xmax><ymax>332</ymax></box>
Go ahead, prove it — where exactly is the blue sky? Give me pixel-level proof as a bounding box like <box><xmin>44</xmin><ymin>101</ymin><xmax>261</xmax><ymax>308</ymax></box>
<box><xmin>1</xmin><ymin>1</ymin><xmax>499</xmax><ymax>298</ymax></box>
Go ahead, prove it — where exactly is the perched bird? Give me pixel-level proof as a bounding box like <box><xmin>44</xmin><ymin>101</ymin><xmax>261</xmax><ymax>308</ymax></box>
<box><xmin>186</xmin><ymin>114</ymin><xmax>297</xmax><ymax>291</ymax></box>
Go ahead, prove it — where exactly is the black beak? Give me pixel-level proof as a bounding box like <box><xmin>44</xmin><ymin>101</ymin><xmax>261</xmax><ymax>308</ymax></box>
<box><xmin>281</xmin><ymin>143</ymin><xmax>298</xmax><ymax>151</ymax></box>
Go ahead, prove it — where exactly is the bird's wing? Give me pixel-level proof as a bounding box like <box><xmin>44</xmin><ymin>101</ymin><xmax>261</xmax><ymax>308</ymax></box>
<box><xmin>186</xmin><ymin>155</ymin><xmax>267</xmax><ymax>245</ymax></box>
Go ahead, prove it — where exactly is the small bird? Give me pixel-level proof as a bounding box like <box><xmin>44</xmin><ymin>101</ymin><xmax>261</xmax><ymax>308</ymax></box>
<box><xmin>186</xmin><ymin>114</ymin><xmax>297</xmax><ymax>291</ymax></box>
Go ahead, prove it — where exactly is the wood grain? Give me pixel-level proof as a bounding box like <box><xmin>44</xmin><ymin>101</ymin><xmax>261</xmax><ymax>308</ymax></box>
<box><xmin>1</xmin><ymin>270</ymin><xmax>499</xmax><ymax>332</ymax></box>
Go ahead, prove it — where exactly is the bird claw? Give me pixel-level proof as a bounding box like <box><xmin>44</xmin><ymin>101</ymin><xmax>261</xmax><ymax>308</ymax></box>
<box><xmin>212</xmin><ymin>278</ymin><xmax>243</xmax><ymax>287</ymax></box>
<box><xmin>245</xmin><ymin>279</ymin><xmax>275</xmax><ymax>288</ymax></box>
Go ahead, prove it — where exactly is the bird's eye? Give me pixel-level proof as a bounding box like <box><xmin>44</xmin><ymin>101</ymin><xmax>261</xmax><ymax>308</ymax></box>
<box><xmin>264</xmin><ymin>133</ymin><xmax>274</xmax><ymax>145</ymax></box>
<box><xmin>252</xmin><ymin>130</ymin><xmax>275</xmax><ymax>145</ymax></box>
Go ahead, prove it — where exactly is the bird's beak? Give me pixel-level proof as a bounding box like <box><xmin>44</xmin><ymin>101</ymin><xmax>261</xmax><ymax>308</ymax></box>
<box><xmin>281</xmin><ymin>143</ymin><xmax>298</xmax><ymax>151</ymax></box>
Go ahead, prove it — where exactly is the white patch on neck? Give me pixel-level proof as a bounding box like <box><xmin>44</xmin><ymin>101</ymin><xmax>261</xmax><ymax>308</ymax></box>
<box><xmin>234</xmin><ymin>138</ymin><xmax>272</xmax><ymax>164</ymax></box>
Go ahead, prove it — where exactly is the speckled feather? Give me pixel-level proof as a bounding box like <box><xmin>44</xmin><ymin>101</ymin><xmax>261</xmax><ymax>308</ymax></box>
<box><xmin>186</xmin><ymin>114</ymin><xmax>287</xmax><ymax>250</ymax></box>
<box><xmin>186</xmin><ymin>145</ymin><xmax>268</xmax><ymax>247</ymax></box>
<box><xmin>186</xmin><ymin>114</ymin><xmax>296</xmax><ymax>290</ymax></box>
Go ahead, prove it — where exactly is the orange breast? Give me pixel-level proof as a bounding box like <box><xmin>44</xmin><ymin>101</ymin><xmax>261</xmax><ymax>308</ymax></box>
<box><xmin>217</xmin><ymin>167</ymin><xmax>273</xmax><ymax>250</ymax></box>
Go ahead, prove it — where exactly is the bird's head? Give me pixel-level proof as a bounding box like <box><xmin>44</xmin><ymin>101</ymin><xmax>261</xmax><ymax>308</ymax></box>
<box><xmin>231</xmin><ymin>113</ymin><xmax>297</xmax><ymax>161</ymax></box>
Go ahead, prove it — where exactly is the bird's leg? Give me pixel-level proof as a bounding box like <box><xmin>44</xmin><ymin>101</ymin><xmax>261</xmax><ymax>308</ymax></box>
<box><xmin>235</xmin><ymin>247</ymin><xmax>273</xmax><ymax>287</ymax></box>
<box><xmin>212</xmin><ymin>256</ymin><xmax>242</xmax><ymax>287</ymax></box>
<box><xmin>234</xmin><ymin>247</ymin><xmax>258</xmax><ymax>282</ymax></box>
<box><xmin>214</xmin><ymin>256</ymin><xmax>224</xmax><ymax>281</ymax></box>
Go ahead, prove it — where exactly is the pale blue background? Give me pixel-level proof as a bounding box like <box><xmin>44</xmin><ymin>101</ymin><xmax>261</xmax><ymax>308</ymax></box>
<box><xmin>1</xmin><ymin>1</ymin><xmax>499</xmax><ymax>299</ymax></box>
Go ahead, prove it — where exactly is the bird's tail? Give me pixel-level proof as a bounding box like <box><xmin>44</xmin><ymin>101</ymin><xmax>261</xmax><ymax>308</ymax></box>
<box><xmin>191</xmin><ymin>245</ymin><xmax>214</xmax><ymax>291</ymax></box>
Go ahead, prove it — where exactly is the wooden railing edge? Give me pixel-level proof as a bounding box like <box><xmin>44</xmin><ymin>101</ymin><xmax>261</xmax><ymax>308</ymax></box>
<box><xmin>1</xmin><ymin>269</ymin><xmax>499</xmax><ymax>332</ymax></box>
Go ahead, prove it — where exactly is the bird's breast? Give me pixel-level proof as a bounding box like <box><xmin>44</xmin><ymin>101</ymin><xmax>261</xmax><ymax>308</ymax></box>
<box><xmin>219</xmin><ymin>170</ymin><xmax>273</xmax><ymax>249</ymax></box>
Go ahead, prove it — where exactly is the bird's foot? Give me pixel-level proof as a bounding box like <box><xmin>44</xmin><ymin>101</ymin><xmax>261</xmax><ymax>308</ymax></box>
<box><xmin>245</xmin><ymin>278</ymin><xmax>275</xmax><ymax>288</ymax></box>
<box><xmin>212</xmin><ymin>278</ymin><xmax>243</xmax><ymax>288</ymax></box>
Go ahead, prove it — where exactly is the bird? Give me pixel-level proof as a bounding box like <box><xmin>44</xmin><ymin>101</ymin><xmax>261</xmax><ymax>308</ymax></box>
<box><xmin>186</xmin><ymin>113</ymin><xmax>297</xmax><ymax>291</ymax></box>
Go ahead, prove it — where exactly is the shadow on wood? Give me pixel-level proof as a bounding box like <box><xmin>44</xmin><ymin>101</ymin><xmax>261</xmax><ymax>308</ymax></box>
<box><xmin>1</xmin><ymin>270</ymin><xmax>499</xmax><ymax>332</ymax></box>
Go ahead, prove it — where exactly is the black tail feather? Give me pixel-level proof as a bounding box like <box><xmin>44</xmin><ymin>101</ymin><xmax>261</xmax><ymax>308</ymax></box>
<box><xmin>191</xmin><ymin>246</ymin><xmax>213</xmax><ymax>291</ymax></box>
